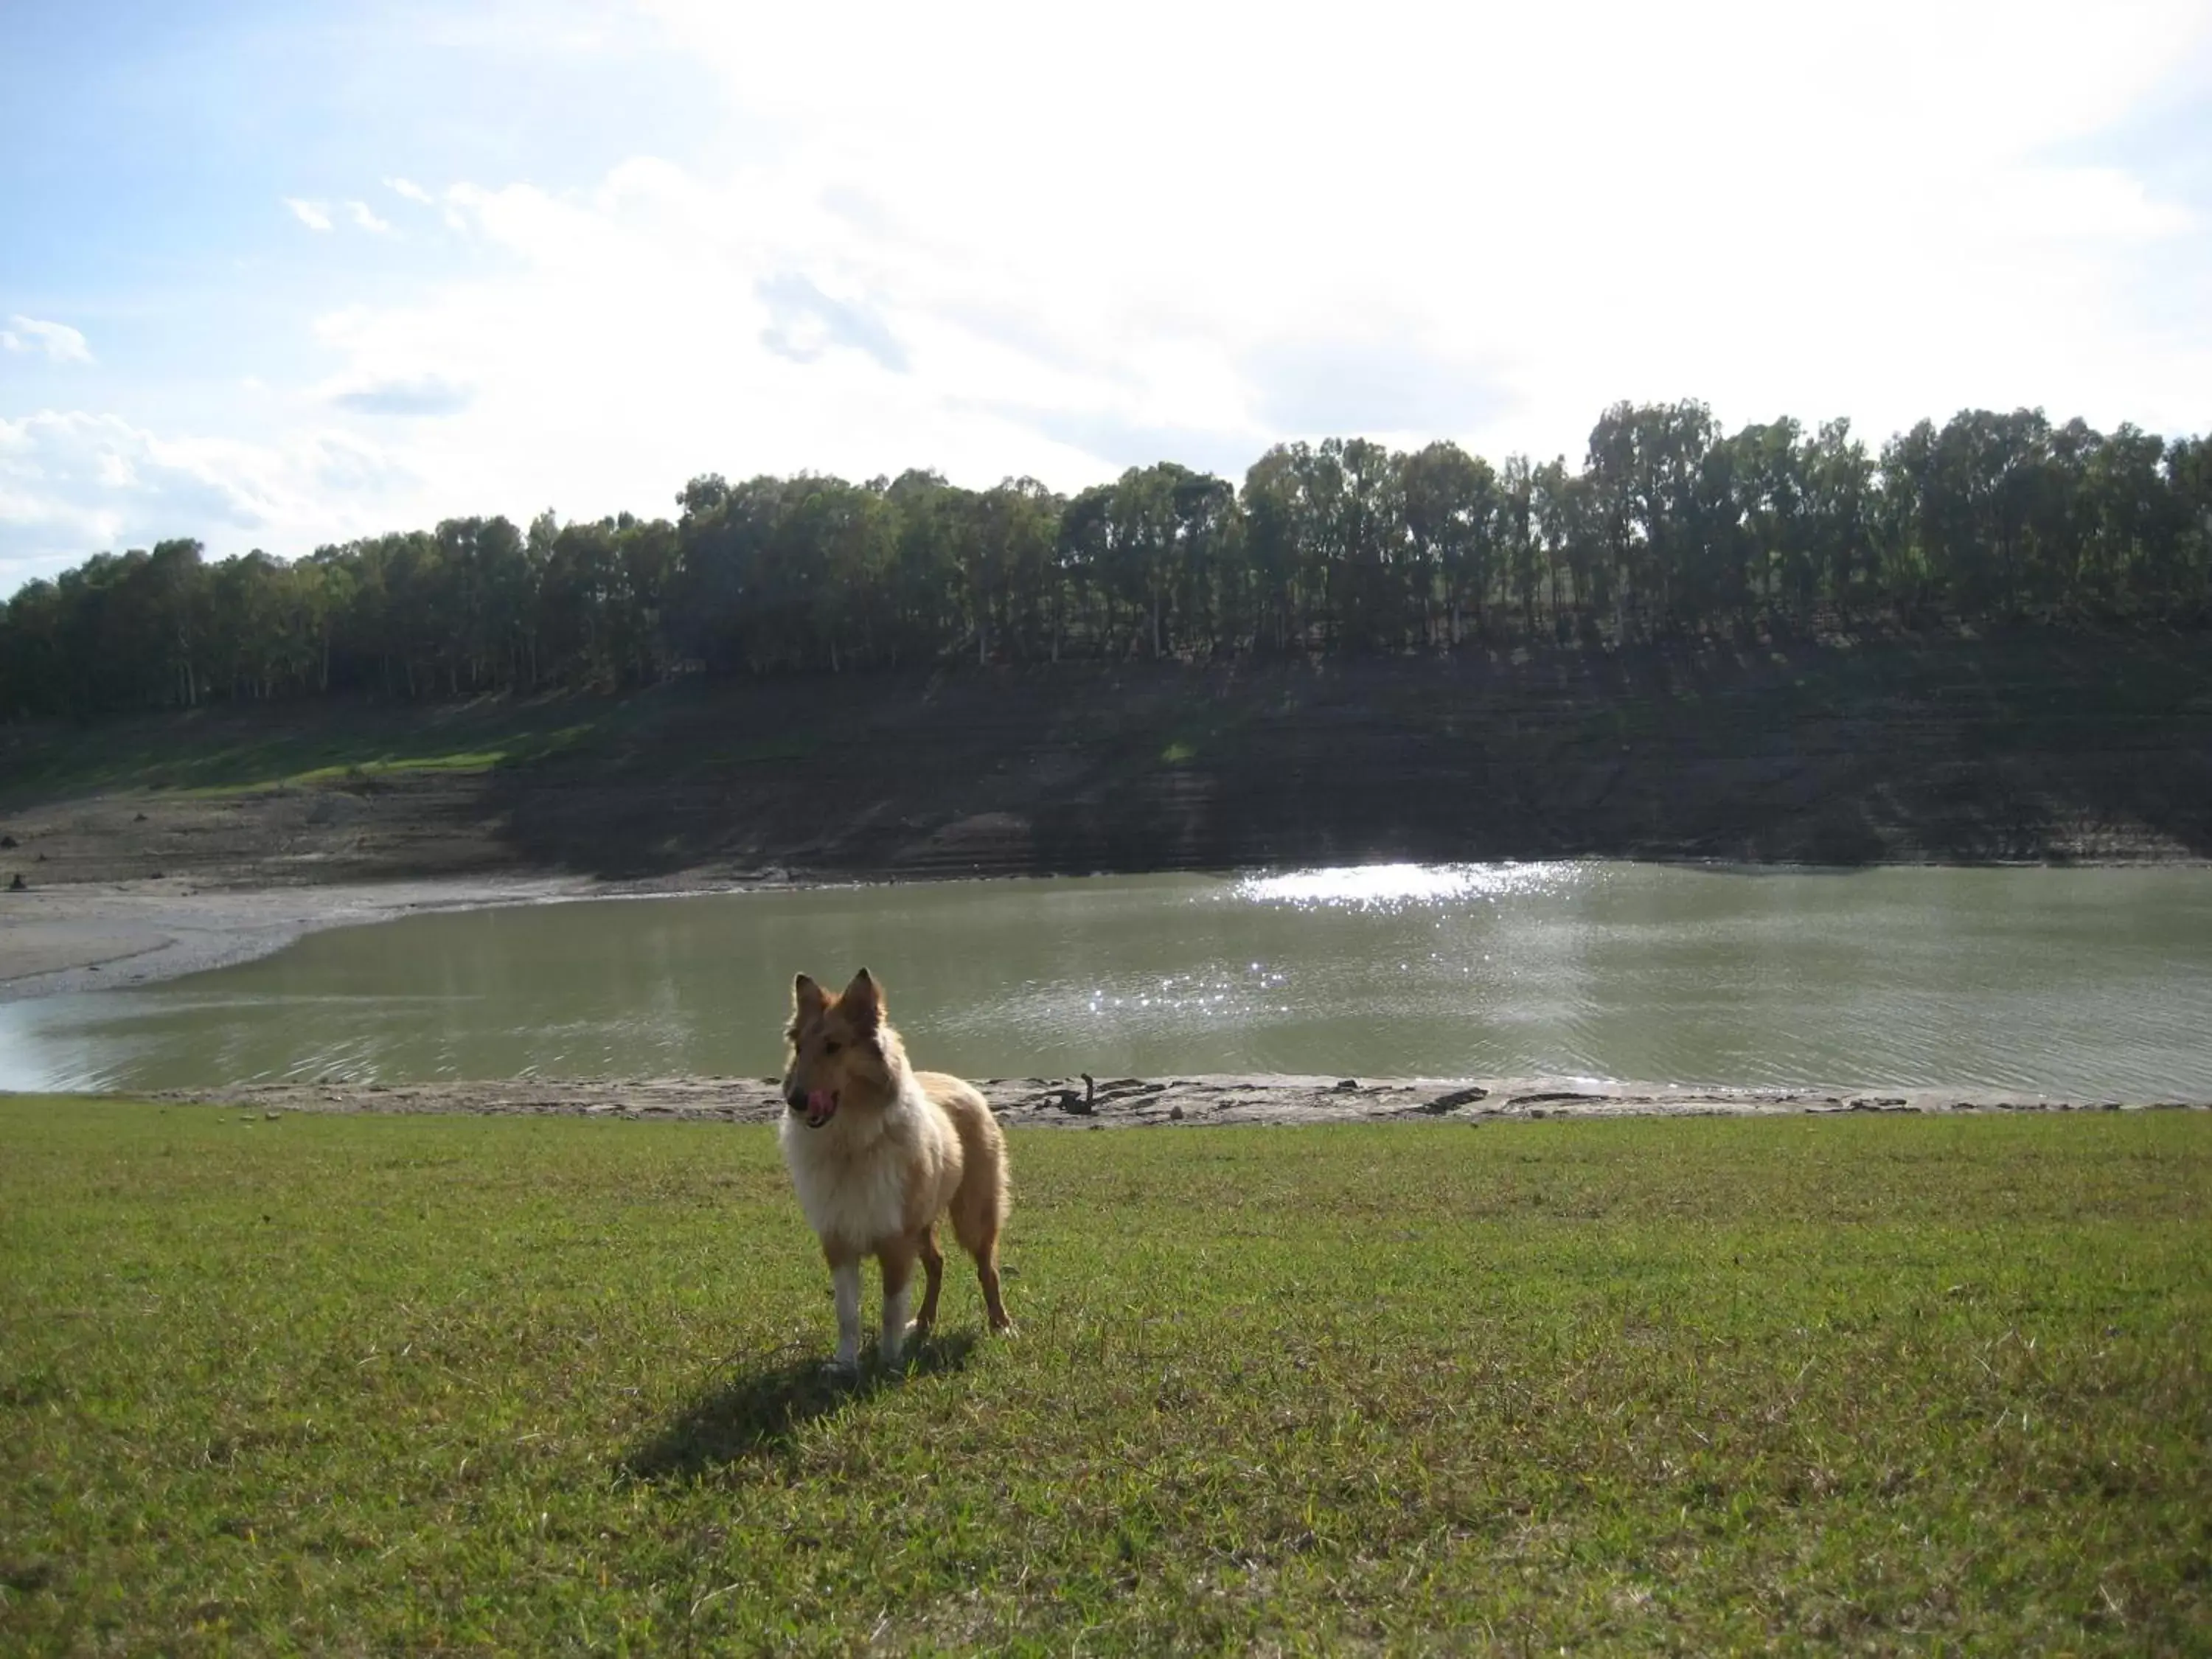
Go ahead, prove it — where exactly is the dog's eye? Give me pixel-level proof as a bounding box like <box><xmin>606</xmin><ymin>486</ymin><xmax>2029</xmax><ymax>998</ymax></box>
<box><xmin>822</xmin><ymin>1038</ymin><xmax>842</xmax><ymax>1055</ymax></box>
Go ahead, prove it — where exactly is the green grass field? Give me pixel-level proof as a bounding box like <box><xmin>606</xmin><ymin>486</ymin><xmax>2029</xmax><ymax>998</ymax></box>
<box><xmin>2</xmin><ymin>1103</ymin><xmax>2205</xmax><ymax>1653</ymax></box>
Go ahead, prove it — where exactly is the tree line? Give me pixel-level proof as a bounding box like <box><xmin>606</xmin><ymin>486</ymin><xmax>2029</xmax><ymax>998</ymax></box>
<box><xmin>5</xmin><ymin>400</ymin><xmax>2209</xmax><ymax>716</ymax></box>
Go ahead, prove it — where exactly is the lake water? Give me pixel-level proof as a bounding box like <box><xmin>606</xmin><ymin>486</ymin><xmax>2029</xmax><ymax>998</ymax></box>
<box><xmin>3</xmin><ymin>863</ymin><xmax>2208</xmax><ymax>1096</ymax></box>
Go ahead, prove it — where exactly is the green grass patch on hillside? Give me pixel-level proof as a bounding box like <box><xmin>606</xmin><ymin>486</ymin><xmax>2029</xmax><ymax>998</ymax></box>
<box><xmin>0</xmin><ymin>701</ymin><xmax>622</xmax><ymax>805</ymax></box>
<box><xmin>167</xmin><ymin>749</ymin><xmax>521</xmax><ymax>799</ymax></box>
<box><xmin>1</xmin><ymin>1104</ymin><xmax>2206</xmax><ymax>1653</ymax></box>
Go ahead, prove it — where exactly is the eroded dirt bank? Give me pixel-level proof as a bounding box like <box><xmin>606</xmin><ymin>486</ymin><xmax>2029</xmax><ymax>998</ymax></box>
<box><xmin>145</xmin><ymin>1074</ymin><xmax>2212</xmax><ymax>1126</ymax></box>
<box><xmin>4</xmin><ymin>633</ymin><xmax>2208</xmax><ymax>900</ymax></box>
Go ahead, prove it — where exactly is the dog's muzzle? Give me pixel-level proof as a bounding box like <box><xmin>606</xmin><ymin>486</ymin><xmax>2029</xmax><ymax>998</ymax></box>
<box><xmin>787</xmin><ymin>1087</ymin><xmax>838</xmax><ymax>1128</ymax></box>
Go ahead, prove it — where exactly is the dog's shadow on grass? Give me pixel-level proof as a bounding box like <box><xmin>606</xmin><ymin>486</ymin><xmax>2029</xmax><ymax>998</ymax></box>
<box><xmin>622</xmin><ymin>1332</ymin><xmax>979</xmax><ymax>1482</ymax></box>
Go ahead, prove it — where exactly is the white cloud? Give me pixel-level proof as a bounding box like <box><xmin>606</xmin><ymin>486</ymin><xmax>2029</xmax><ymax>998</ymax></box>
<box><xmin>324</xmin><ymin>373</ymin><xmax>473</xmax><ymax>417</ymax></box>
<box><xmin>0</xmin><ymin>316</ymin><xmax>92</xmax><ymax>364</ymax></box>
<box><xmin>285</xmin><ymin>160</ymin><xmax>1118</xmax><ymax>526</ymax></box>
<box><xmin>383</xmin><ymin>176</ymin><xmax>434</xmax><ymax>204</ymax></box>
<box><xmin>624</xmin><ymin>0</ymin><xmax>2212</xmax><ymax>462</ymax></box>
<box><xmin>282</xmin><ymin>195</ymin><xmax>395</xmax><ymax>237</ymax></box>
<box><xmin>0</xmin><ymin>410</ymin><xmax>415</xmax><ymax>586</ymax></box>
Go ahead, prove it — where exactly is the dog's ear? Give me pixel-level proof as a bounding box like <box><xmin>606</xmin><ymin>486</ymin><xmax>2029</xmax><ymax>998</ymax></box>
<box><xmin>793</xmin><ymin>973</ymin><xmax>825</xmax><ymax>1022</ymax></box>
<box><xmin>840</xmin><ymin>967</ymin><xmax>882</xmax><ymax>1030</ymax></box>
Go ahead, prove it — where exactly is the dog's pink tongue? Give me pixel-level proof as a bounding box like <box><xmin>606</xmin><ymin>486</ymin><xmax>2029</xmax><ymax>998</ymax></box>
<box><xmin>807</xmin><ymin>1088</ymin><xmax>837</xmax><ymax>1125</ymax></box>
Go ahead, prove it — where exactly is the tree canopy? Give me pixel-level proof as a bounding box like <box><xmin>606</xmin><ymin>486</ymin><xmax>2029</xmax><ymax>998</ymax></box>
<box><xmin>5</xmin><ymin>400</ymin><xmax>2209</xmax><ymax>717</ymax></box>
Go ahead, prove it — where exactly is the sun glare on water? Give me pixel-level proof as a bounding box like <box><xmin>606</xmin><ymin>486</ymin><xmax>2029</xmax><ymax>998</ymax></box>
<box><xmin>1231</xmin><ymin>862</ymin><xmax>1578</xmax><ymax>911</ymax></box>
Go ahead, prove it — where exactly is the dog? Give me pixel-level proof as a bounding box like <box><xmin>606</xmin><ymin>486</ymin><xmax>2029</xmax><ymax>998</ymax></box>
<box><xmin>779</xmin><ymin>967</ymin><xmax>1013</xmax><ymax>1372</ymax></box>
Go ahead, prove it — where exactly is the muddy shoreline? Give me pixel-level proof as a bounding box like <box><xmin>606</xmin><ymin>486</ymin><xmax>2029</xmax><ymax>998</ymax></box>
<box><xmin>136</xmin><ymin>1074</ymin><xmax>2212</xmax><ymax>1127</ymax></box>
<box><xmin>0</xmin><ymin>874</ymin><xmax>626</xmax><ymax>1001</ymax></box>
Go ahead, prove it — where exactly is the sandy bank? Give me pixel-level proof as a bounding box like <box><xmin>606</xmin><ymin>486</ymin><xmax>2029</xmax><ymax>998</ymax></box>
<box><xmin>137</xmin><ymin>1074</ymin><xmax>2212</xmax><ymax>1126</ymax></box>
<box><xmin>0</xmin><ymin>876</ymin><xmax>606</xmax><ymax>1001</ymax></box>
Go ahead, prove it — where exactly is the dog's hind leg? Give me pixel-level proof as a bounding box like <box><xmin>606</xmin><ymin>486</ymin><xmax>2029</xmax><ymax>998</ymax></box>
<box><xmin>953</xmin><ymin>1206</ymin><xmax>1014</xmax><ymax>1335</ymax></box>
<box><xmin>975</xmin><ymin>1231</ymin><xmax>1012</xmax><ymax>1334</ymax></box>
<box><xmin>941</xmin><ymin>1088</ymin><xmax>1015</xmax><ymax>1335</ymax></box>
<box><xmin>913</xmin><ymin>1225</ymin><xmax>945</xmax><ymax>1337</ymax></box>
<box><xmin>877</xmin><ymin>1236</ymin><xmax>918</xmax><ymax>1366</ymax></box>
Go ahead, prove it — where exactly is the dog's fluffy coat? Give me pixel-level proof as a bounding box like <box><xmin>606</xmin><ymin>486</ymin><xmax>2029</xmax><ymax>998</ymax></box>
<box><xmin>779</xmin><ymin>968</ymin><xmax>1012</xmax><ymax>1370</ymax></box>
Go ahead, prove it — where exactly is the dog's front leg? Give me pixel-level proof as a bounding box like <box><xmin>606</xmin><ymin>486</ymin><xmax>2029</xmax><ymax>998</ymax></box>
<box><xmin>877</xmin><ymin>1238</ymin><xmax>917</xmax><ymax>1366</ymax></box>
<box><xmin>829</xmin><ymin>1253</ymin><xmax>863</xmax><ymax>1374</ymax></box>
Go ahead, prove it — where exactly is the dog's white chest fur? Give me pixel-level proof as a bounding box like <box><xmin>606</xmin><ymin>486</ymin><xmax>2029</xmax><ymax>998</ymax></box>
<box><xmin>778</xmin><ymin>1085</ymin><xmax>956</xmax><ymax>1253</ymax></box>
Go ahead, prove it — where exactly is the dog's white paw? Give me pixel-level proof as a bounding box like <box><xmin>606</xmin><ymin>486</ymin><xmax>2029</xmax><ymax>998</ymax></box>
<box><xmin>879</xmin><ymin>1323</ymin><xmax>914</xmax><ymax>1366</ymax></box>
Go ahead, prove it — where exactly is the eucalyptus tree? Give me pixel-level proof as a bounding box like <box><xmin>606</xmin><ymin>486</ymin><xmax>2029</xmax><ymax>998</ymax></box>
<box><xmin>1240</xmin><ymin>445</ymin><xmax>1312</xmax><ymax>654</ymax></box>
<box><xmin>1399</xmin><ymin>439</ymin><xmax>1498</xmax><ymax>646</ymax></box>
<box><xmin>1804</xmin><ymin>419</ymin><xmax>1876</xmax><ymax>611</ymax></box>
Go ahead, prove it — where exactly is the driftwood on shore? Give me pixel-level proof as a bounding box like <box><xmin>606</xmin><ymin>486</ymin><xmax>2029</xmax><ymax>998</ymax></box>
<box><xmin>143</xmin><ymin>1074</ymin><xmax>2212</xmax><ymax>1127</ymax></box>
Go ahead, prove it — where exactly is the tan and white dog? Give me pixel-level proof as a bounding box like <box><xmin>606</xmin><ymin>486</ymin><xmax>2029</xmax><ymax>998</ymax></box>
<box><xmin>779</xmin><ymin>967</ymin><xmax>1013</xmax><ymax>1372</ymax></box>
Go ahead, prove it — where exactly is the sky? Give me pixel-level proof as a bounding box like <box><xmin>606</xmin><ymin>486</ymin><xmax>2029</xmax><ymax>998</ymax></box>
<box><xmin>4</xmin><ymin>0</ymin><xmax>2211</xmax><ymax>594</ymax></box>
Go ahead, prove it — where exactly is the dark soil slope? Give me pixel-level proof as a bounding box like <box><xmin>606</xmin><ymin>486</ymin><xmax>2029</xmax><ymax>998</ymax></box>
<box><xmin>4</xmin><ymin>627</ymin><xmax>2208</xmax><ymax>887</ymax></box>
